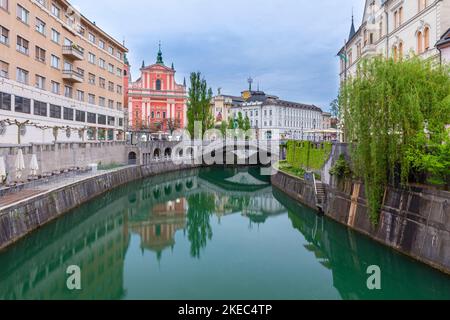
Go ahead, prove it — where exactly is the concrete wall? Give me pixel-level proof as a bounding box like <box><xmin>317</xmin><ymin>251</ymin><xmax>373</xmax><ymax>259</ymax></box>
<box><xmin>272</xmin><ymin>171</ymin><xmax>450</xmax><ymax>275</ymax></box>
<box><xmin>0</xmin><ymin>141</ymin><xmax>127</xmax><ymax>183</ymax></box>
<box><xmin>0</xmin><ymin>161</ymin><xmax>200</xmax><ymax>251</ymax></box>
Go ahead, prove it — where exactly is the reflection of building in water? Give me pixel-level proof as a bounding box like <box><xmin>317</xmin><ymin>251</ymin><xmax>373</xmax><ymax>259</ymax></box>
<box><xmin>241</xmin><ymin>193</ymin><xmax>286</xmax><ymax>224</ymax></box>
<box><xmin>130</xmin><ymin>199</ymin><xmax>187</xmax><ymax>259</ymax></box>
<box><xmin>0</xmin><ymin>189</ymin><xmax>131</xmax><ymax>300</ymax></box>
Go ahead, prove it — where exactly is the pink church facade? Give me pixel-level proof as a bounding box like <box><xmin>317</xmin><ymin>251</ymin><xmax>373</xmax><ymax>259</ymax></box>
<box><xmin>128</xmin><ymin>45</ymin><xmax>187</xmax><ymax>133</ymax></box>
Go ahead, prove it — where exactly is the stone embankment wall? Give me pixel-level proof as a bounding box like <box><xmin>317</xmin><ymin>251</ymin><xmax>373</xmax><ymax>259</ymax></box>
<box><xmin>0</xmin><ymin>142</ymin><xmax>128</xmax><ymax>183</ymax></box>
<box><xmin>0</xmin><ymin>162</ymin><xmax>200</xmax><ymax>250</ymax></box>
<box><xmin>271</xmin><ymin>171</ymin><xmax>450</xmax><ymax>275</ymax></box>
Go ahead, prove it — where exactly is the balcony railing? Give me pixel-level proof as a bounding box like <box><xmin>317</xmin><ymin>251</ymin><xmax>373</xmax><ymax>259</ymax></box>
<box><xmin>62</xmin><ymin>69</ymin><xmax>84</xmax><ymax>83</ymax></box>
<box><xmin>62</xmin><ymin>45</ymin><xmax>84</xmax><ymax>60</ymax></box>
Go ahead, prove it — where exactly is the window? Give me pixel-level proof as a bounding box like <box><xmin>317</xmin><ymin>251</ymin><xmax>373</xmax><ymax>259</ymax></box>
<box><xmin>88</xmin><ymin>32</ymin><xmax>95</xmax><ymax>43</ymax></box>
<box><xmin>99</xmin><ymin>77</ymin><xmax>106</xmax><ymax>88</ymax></box>
<box><xmin>51</xmin><ymin>81</ymin><xmax>60</xmax><ymax>94</ymax></box>
<box><xmin>0</xmin><ymin>0</ymin><xmax>8</xmax><ymax>11</ymax></box>
<box><xmin>87</xmin><ymin>112</ymin><xmax>96</xmax><ymax>124</ymax></box>
<box><xmin>98</xmin><ymin>114</ymin><xmax>106</xmax><ymax>125</ymax></box>
<box><xmin>16</xmin><ymin>67</ymin><xmax>28</xmax><ymax>84</ymax></box>
<box><xmin>357</xmin><ymin>43</ymin><xmax>361</xmax><ymax>58</ymax></box>
<box><xmin>34</xmin><ymin>100</ymin><xmax>47</xmax><ymax>116</ymax></box>
<box><xmin>51</xmin><ymin>55</ymin><xmax>60</xmax><ymax>69</ymax></box>
<box><xmin>88</xmin><ymin>73</ymin><xmax>95</xmax><ymax>85</ymax></box>
<box><xmin>0</xmin><ymin>25</ymin><xmax>9</xmax><ymax>45</ymax></box>
<box><xmin>393</xmin><ymin>45</ymin><xmax>398</xmax><ymax>61</ymax></box>
<box><xmin>35</xmin><ymin>75</ymin><xmax>45</xmax><ymax>89</ymax></box>
<box><xmin>51</xmin><ymin>3</ymin><xmax>60</xmax><ymax>18</ymax></box>
<box><xmin>108</xmin><ymin>116</ymin><xmax>115</xmax><ymax>126</ymax></box>
<box><xmin>417</xmin><ymin>31</ymin><xmax>423</xmax><ymax>54</ymax></box>
<box><xmin>394</xmin><ymin>11</ymin><xmax>398</xmax><ymax>29</ymax></box>
<box><xmin>163</xmin><ymin>112</ymin><xmax>166</xmax><ymax>119</ymax></box>
<box><xmin>99</xmin><ymin>97</ymin><xmax>105</xmax><ymax>107</ymax></box>
<box><xmin>99</xmin><ymin>39</ymin><xmax>105</xmax><ymax>49</ymax></box>
<box><xmin>50</xmin><ymin>104</ymin><xmax>61</xmax><ymax>118</ymax></box>
<box><xmin>64</xmin><ymin>38</ymin><xmax>72</xmax><ymax>46</ymax></box>
<box><xmin>117</xmin><ymin>102</ymin><xmax>122</xmax><ymax>110</ymax></box>
<box><xmin>0</xmin><ymin>92</ymin><xmax>11</xmax><ymax>110</ymax></box>
<box><xmin>36</xmin><ymin>18</ymin><xmax>46</xmax><ymax>35</ymax></box>
<box><xmin>88</xmin><ymin>52</ymin><xmax>95</xmax><ymax>64</ymax></box>
<box><xmin>108</xmin><ymin>99</ymin><xmax>114</xmax><ymax>108</ymax></box>
<box><xmin>116</xmin><ymin>52</ymin><xmax>122</xmax><ymax>60</ymax></box>
<box><xmin>116</xmin><ymin>68</ymin><xmax>122</xmax><ymax>77</ymax></box>
<box><xmin>76</xmin><ymin>110</ymin><xmax>86</xmax><ymax>122</ymax></box>
<box><xmin>108</xmin><ymin>46</ymin><xmax>113</xmax><ymax>55</ymax></box>
<box><xmin>63</xmin><ymin>107</ymin><xmax>74</xmax><ymax>121</ymax></box>
<box><xmin>399</xmin><ymin>7</ymin><xmax>403</xmax><ymax>26</ymax></box>
<box><xmin>51</xmin><ymin>29</ymin><xmax>60</xmax><ymax>43</ymax></box>
<box><xmin>17</xmin><ymin>5</ymin><xmax>29</xmax><ymax>24</ymax></box>
<box><xmin>0</xmin><ymin>60</ymin><xmax>8</xmax><ymax>78</ymax></box>
<box><xmin>379</xmin><ymin>22</ymin><xmax>383</xmax><ymax>39</ymax></box>
<box><xmin>98</xmin><ymin>58</ymin><xmax>105</xmax><ymax>69</ymax></box>
<box><xmin>117</xmin><ymin>85</ymin><xmax>122</xmax><ymax>94</ymax></box>
<box><xmin>88</xmin><ymin>94</ymin><xmax>95</xmax><ymax>104</ymax></box>
<box><xmin>15</xmin><ymin>96</ymin><xmax>31</xmax><ymax>113</ymax></box>
<box><xmin>16</xmin><ymin>36</ymin><xmax>29</xmax><ymax>55</ymax></box>
<box><xmin>64</xmin><ymin>86</ymin><xmax>73</xmax><ymax>98</ymax></box>
<box><xmin>424</xmin><ymin>27</ymin><xmax>430</xmax><ymax>51</ymax></box>
<box><xmin>418</xmin><ymin>0</ymin><xmax>427</xmax><ymax>12</ymax></box>
<box><xmin>119</xmin><ymin>118</ymin><xmax>123</xmax><ymax>127</ymax></box>
<box><xmin>108</xmin><ymin>81</ymin><xmax>114</xmax><ymax>92</ymax></box>
<box><xmin>108</xmin><ymin>64</ymin><xmax>114</xmax><ymax>73</ymax></box>
<box><xmin>64</xmin><ymin>61</ymin><xmax>72</xmax><ymax>71</ymax></box>
<box><xmin>156</xmin><ymin>79</ymin><xmax>162</xmax><ymax>90</ymax></box>
<box><xmin>35</xmin><ymin>46</ymin><xmax>46</xmax><ymax>63</ymax></box>
<box><xmin>76</xmin><ymin>90</ymin><xmax>84</xmax><ymax>102</ymax></box>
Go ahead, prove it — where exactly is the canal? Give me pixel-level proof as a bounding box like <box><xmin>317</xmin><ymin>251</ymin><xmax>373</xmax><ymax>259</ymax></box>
<box><xmin>0</xmin><ymin>167</ymin><xmax>450</xmax><ymax>300</ymax></box>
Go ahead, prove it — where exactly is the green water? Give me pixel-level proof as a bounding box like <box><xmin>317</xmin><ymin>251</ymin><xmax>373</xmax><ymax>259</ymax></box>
<box><xmin>1</xmin><ymin>167</ymin><xmax>450</xmax><ymax>300</ymax></box>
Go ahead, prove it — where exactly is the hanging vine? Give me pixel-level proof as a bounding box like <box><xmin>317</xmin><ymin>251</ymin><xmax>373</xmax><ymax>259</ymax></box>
<box><xmin>340</xmin><ymin>56</ymin><xmax>450</xmax><ymax>224</ymax></box>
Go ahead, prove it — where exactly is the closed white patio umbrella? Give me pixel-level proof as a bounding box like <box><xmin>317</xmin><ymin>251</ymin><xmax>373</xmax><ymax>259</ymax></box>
<box><xmin>30</xmin><ymin>154</ymin><xmax>39</xmax><ymax>176</ymax></box>
<box><xmin>15</xmin><ymin>149</ymin><xmax>25</xmax><ymax>181</ymax></box>
<box><xmin>0</xmin><ymin>156</ymin><xmax>6</xmax><ymax>183</ymax></box>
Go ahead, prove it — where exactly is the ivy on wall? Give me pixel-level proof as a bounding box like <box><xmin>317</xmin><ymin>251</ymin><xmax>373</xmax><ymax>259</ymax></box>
<box><xmin>340</xmin><ymin>56</ymin><xmax>450</xmax><ymax>224</ymax></box>
<box><xmin>286</xmin><ymin>141</ymin><xmax>332</xmax><ymax>171</ymax></box>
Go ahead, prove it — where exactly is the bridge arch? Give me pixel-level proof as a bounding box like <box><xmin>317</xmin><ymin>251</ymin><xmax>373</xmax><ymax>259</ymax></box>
<box><xmin>153</xmin><ymin>148</ymin><xmax>161</xmax><ymax>159</ymax></box>
<box><xmin>164</xmin><ymin>147</ymin><xmax>172</xmax><ymax>158</ymax></box>
<box><xmin>128</xmin><ymin>152</ymin><xmax>137</xmax><ymax>165</ymax></box>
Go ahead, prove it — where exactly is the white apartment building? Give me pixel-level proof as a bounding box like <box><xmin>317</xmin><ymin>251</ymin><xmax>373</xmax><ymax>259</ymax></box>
<box><xmin>338</xmin><ymin>0</ymin><xmax>450</xmax><ymax>81</ymax></box>
<box><xmin>231</xmin><ymin>91</ymin><xmax>324</xmax><ymax>141</ymax></box>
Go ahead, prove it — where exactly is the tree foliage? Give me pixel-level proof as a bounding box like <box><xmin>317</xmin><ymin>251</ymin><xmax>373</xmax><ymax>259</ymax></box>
<box><xmin>340</xmin><ymin>57</ymin><xmax>450</xmax><ymax>224</ymax></box>
<box><xmin>187</xmin><ymin>72</ymin><xmax>214</xmax><ymax>138</ymax></box>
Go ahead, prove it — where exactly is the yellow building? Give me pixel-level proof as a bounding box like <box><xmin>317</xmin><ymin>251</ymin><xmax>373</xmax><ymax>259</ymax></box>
<box><xmin>0</xmin><ymin>0</ymin><xmax>128</xmax><ymax>144</ymax></box>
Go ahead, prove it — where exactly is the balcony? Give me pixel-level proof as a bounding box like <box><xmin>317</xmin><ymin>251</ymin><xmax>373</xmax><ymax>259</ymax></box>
<box><xmin>362</xmin><ymin>44</ymin><xmax>377</xmax><ymax>56</ymax></box>
<box><xmin>62</xmin><ymin>69</ymin><xmax>84</xmax><ymax>83</ymax></box>
<box><xmin>62</xmin><ymin>45</ymin><xmax>84</xmax><ymax>61</ymax></box>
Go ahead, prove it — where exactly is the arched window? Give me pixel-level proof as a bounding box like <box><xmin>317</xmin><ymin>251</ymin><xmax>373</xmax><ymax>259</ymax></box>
<box><xmin>424</xmin><ymin>27</ymin><xmax>430</xmax><ymax>51</ymax></box>
<box><xmin>156</xmin><ymin>79</ymin><xmax>162</xmax><ymax>91</ymax></box>
<box><xmin>393</xmin><ymin>46</ymin><xmax>398</xmax><ymax>61</ymax></box>
<box><xmin>399</xmin><ymin>42</ymin><xmax>403</xmax><ymax>60</ymax></box>
<box><xmin>417</xmin><ymin>31</ymin><xmax>423</xmax><ymax>54</ymax></box>
<box><xmin>399</xmin><ymin>7</ymin><xmax>403</xmax><ymax>26</ymax></box>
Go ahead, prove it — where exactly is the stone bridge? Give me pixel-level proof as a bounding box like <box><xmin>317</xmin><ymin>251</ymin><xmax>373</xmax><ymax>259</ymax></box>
<box><xmin>125</xmin><ymin>139</ymin><xmax>283</xmax><ymax>166</ymax></box>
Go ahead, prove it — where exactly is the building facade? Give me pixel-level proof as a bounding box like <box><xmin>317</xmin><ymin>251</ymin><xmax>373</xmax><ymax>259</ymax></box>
<box><xmin>127</xmin><ymin>45</ymin><xmax>187</xmax><ymax>134</ymax></box>
<box><xmin>437</xmin><ymin>28</ymin><xmax>450</xmax><ymax>62</ymax></box>
<box><xmin>230</xmin><ymin>91</ymin><xmax>324</xmax><ymax>141</ymax></box>
<box><xmin>338</xmin><ymin>0</ymin><xmax>450</xmax><ymax>82</ymax></box>
<box><xmin>0</xmin><ymin>0</ymin><xmax>128</xmax><ymax>144</ymax></box>
<box><xmin>210</xmin><ymin>93</ymin><xmax>244</xmax><ymax>126</ymax></box>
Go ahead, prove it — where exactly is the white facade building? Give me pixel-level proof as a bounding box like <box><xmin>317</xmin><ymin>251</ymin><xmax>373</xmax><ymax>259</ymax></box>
<box><xmin>230</xmin><ymin>91</ymin><xmax>324</xmax><ymax>141</ymax></box>
<box><xmin>437</xmin><ymin>28</ymin><xmax>450</xmax><ymax>62</ymax></box>
<box><xmin>338</xmin><ymin>0</ymin><xmax>450</xmax><ymax>81</ymax></box>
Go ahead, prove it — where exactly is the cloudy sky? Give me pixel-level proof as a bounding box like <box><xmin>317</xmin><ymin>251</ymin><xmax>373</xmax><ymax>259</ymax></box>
<box><xmin>73</xmin><ymin>0</ymin><xmax>365</xmax><ymax>111</ymax></box>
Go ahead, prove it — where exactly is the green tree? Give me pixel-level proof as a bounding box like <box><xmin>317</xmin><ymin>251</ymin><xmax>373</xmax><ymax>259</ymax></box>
<box><xmin>329</xmin><ymin>97</ymin><xmax>340</xmax><ymax>118</ymax></box>
<box><xmin>243</xmin><ymin>116</ymin><xmax>251</xmax><ymax>131</ymax></box>
<box><xmin>220</xmin><ymin>120</ymin><xmax>228</xmax><ymax>137</ymax></box>
<box><xmin>341</xmin><ymin>56</ymin><xmax>450</xmax><ymax>224</ymax></box>
<box><xmin>187</xmin><ymin>72</ymin><xmax>214</xmax><ymax>138</ymax></box>
<box><xmin>237</xmin><ymin>112</ymin><xmax>245</xmax><ymax>129</ymax></box>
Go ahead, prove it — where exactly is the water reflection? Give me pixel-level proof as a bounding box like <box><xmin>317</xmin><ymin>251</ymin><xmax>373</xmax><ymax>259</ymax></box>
<box><xmin>0</xmin><ymin>167</ymin><xmax>449</xmax><ymax>300</ymax></box>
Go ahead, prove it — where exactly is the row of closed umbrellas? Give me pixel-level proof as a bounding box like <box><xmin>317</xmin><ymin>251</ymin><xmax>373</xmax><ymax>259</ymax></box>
<box><xmin>0</xmin><ymin>149</ymin><xmax>39</xmax><ymax>183</ymax></box>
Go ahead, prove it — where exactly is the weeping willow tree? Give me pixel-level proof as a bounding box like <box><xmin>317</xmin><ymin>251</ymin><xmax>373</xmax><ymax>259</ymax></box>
<box><xmin>340</xmin><ymin>56</ymin><xmax>450</xmax><ymax>224</ymax></box>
